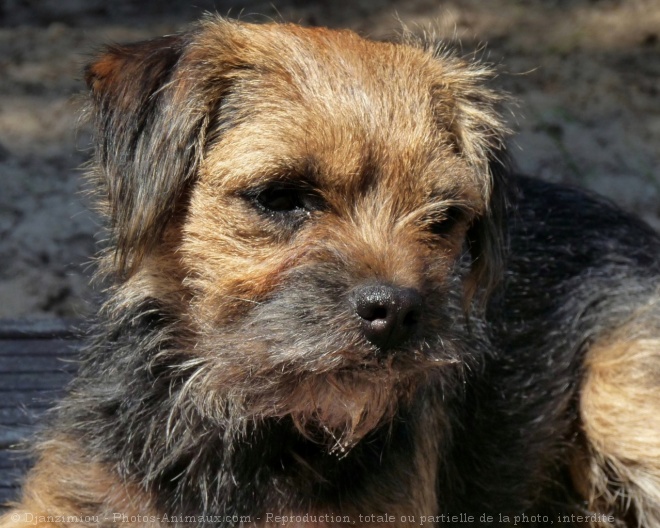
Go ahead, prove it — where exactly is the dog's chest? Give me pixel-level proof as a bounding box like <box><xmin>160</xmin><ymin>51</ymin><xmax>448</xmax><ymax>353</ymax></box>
<box><xmin>249</xmin><ymin>406</ymin><xmax>442</xmax><ymax>528</ymax></box>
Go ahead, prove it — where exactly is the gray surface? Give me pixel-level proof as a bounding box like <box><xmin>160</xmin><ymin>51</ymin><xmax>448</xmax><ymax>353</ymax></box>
<box><xmin>0</xmin><ymin>319</ymin><xmax>78</xmax><ymax>508</ymax></box>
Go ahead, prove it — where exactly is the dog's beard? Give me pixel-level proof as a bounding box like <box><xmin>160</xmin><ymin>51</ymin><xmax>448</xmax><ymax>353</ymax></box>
<box><xmin>286</xmin><ymin>368</ymin><xmax>429</xmax><ymax>454</ymax></box>
<box><xmin>178</xmin><ymin>341</ymin><xmax>455</xmax><ymax>455</ymax></box>
<box><xmin>178</xmin><ymin>269</ymin><xmax>464</xmax><ymax>453</ymax></box>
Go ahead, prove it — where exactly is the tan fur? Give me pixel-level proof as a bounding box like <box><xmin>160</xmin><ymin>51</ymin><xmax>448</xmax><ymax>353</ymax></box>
<box><xmin>0</xmin><ymin>437</ymin><xmax>159</xmax><ymax>528</ymax></box>
<box><xmin>579</xmin><ymin>300</ymin><xmax>660</xmax><ymax>527</ymax></box>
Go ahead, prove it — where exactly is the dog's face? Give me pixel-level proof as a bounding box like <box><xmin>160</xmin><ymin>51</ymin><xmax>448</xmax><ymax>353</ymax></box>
<box><xmin>85</xmin><ymin>18</ymin><xmax>506</xmax><ymax>451</ymax></box>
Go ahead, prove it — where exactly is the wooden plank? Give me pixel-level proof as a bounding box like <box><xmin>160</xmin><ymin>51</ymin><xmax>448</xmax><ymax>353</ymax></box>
<box><xmin>0</xmin><ymin>319</ymin><xmax>80</xmax><ymax>508</ymax></box>
<box><xmin>0</xmin><ymin>406</ymin><xmax>44</xmax><ymax>425</ymax></box>
<box><xmin>0</xmin><ymin>339</ymin><xmax>79</xmax><ymax>357</ymax></box>
<box><xmin>0</xmin><ymin>319</ymin><xmax>77</xmax><ymax>339</ymax></box>
<box><xmin>0</xmin><ymin>450</ymin><xmax>26</xmax><ymax>507</ymax></box>
<box><xmin>0</xmin><ymin>355</ymin><xmax>77</xmax><ymax>372</ymax></box>
<box><xmin>0</xmin><ymin>390</ymin><xmax>65</xmax><ymax>409</ymax></box>
<box><xmin>0</xmin><ymin>424</ymin><xmax>36</xmax><ymax>450</ymax></box>
<box><xmin>0</xmin><ymin>372</ymin><xmax>72</xmax><ymax>391</ymax></box>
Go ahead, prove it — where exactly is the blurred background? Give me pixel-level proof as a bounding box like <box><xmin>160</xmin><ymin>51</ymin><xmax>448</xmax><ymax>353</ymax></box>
<box><xmin>1</xmin><ymin>0</ymin><xmax>659</xmax><ymax>320</ymax></box>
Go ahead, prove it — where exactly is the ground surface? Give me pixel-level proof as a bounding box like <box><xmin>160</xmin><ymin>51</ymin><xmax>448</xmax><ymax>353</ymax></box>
<box><xmin>1</xmin><ymin>0</ymin><xmax>659</xmax><ymax>318</ymax></box>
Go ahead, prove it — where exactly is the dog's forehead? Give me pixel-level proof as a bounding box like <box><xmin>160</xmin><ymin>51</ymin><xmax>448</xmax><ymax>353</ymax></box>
<box><xmin>238</xmin><ymin>26</ymin><xmax>443</xmax><ymax>142</ymax></box>
<box><xmin>202</xmin><ymin>24</ymin><xmax>480</xmax><ymax>201</ymax></box>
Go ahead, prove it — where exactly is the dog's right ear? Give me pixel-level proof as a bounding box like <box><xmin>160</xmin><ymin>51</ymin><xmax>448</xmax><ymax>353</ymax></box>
<box><xmin>85</xmin><ymin>33</ymin><xmax>207</xmax><ymax>276</ymax></box>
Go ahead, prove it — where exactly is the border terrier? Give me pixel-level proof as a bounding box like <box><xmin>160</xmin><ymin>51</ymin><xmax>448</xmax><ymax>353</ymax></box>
<box><xmin>2</xmin><ymin>16</ymin><xmax>660</xmax><ymax>528</ymax></box>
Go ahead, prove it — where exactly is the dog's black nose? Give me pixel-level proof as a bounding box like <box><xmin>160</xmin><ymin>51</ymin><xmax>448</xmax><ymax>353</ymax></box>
<box><xmin>350</xmin><ymin>284</ymin><xmax>422</xmax><ymax>350</ymax></box>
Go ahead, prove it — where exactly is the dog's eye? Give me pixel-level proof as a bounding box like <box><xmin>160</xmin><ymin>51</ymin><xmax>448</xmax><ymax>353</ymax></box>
<box><xmin>257</xmin><ymin>187</ymin><xmax>305</xmax><ymax>213</ymax></box>
<box><xmin>249</xmin><ymin>184</ymin><xmax>324</xmax><ymax>226</ymax></box>
<box><xmin>429</xmin><ymin>206</ymin><xmax>465</xmax><ymax>237</ymax></box>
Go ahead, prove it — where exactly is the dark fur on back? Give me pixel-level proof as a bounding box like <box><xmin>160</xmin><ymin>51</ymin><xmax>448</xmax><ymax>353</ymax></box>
<box><xmin>444</xmin><ymin>177</ymin><xmax>660</xmax><ymax>520</ymax></box>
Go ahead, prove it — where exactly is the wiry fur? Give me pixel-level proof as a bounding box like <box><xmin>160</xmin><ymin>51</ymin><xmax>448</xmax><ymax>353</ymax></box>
<box><xmin>2</xmin><ymin>16</ymin><xmax>660</xmax><ymax>528</ymax></box>
<box><xmin>579</xmin><ymin>311</ymin><xmax>660</xmax><ymax>527</ymax></box>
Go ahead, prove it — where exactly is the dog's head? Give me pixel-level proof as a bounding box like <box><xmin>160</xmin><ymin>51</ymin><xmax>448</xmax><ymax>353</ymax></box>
<box><xmin>86</xmin><ymin>17</ymin><xmax>508</xmax><ymax>450</ymax></box>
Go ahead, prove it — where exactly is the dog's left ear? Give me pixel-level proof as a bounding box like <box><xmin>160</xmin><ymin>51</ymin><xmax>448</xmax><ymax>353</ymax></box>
<box><xmin>425</xmin><ymin>47</ymin><xmax>511</xmax><ymax>305</ymax></box>
<box><xmin>465</xmin><ymin>152</ymin><xmax>510</xmax><ymax>305</ymax></box>
<box><xmin>85</xmin><ymin>32</ymin><xmax>211</xmax><ymax>275</ymax></box>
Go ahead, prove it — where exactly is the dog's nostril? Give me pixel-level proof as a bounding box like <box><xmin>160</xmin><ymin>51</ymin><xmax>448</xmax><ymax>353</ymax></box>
<box><xmin>360</xmin><ymin>304</ymin><xmax>389</xmax><ymax>322</ymax></box>
<box><xmin>350</xmin><ymin>284</ymin><xmax>423</xmax><ymax>350</ymax></box>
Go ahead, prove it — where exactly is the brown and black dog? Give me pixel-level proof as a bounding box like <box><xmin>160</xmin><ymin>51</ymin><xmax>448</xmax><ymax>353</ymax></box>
<box><xmin>2</xmin><ymin>16</ymin><xmax>659</xmax><ymax>528</ymax></box>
